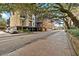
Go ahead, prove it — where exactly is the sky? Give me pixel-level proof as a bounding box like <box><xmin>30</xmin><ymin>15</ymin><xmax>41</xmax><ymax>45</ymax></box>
<box><xmin>1</xmin><ymin>12</ymin><xmax>11</xmax><ymax>20</ymax></box>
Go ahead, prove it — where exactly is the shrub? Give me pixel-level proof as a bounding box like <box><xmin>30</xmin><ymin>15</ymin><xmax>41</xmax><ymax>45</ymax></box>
<box><xmin>18</xmin><ymin>29</ymin><xmax>31</xmax><ymax>33</ymax></box>
<box><xmin>68</xmin><ymin>28</ymin><xmax>79</xmax><ymax>37</ymax></box>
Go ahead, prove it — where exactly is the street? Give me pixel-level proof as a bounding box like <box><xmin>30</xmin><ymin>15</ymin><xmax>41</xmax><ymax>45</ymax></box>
<box><xmin>0</xmin><ymin>30</ymin><xmax>76</xmax><ymax>56</ymax></box>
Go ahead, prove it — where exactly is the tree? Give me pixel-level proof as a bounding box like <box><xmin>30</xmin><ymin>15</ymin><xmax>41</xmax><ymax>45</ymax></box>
<box><xmin>39</xmin><ymin>3</ymin><xmax>79</xmax><ymax>28</ymax></box>
<box><xmin>0</xmin><ymin>18</ymin><xmax>6</xmax><ymax>30</ymax></box>
<box><xmin>1</xmin><ymin>3</ymin><xmax>79</xmax><ymax>29</ymax></box>
<box><xmin>55</xmin><ymin>3</ymin><xmax>79</xmax><ymax>28</ymax></box>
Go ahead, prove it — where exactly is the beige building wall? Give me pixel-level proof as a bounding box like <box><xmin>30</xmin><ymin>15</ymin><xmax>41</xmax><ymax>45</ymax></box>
<box><xmin>10</xmin><ymin>11</ymin><xmax>35</xmax><ymax>27</ymax></box>
<box><xmin>10</xmin><ymin>11</ymin><xmax>21</xmax><ymax>27</ymax></box>
<box><xmin>10</xmin><ymin>11</ymin><xmax>54</xmax><ymax>31</ymax></box>
<box><xmin>25</xmin><ymin>14</ymin><xmax>31</xmax><ymax>26</ymax></box>
<box><xmin>42</xmin><ymin>19</ymin><xmax>53</xmax><ymax>31</ymax></box>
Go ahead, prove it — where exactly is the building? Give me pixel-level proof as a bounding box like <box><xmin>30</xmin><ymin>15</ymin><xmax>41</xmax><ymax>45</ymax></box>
<box><xmin>35</xmin><ymin>18</ymin><xmax>54</xmax><ymax>31</ymax></box>
<box><xmin>10</xmin><ymin>11</ymin><xmax>36</xmax><ymax>27</ymax></box>
<box><xmin>9</xmin><ymin>11</ymin><xmax>54</xmax><ymax>31</ymax></box>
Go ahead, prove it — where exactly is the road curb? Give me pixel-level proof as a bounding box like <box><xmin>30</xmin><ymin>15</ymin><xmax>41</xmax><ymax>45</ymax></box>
<box><xmin>66</xmin><ymin>32</ymin><xmax>79</xmax><ymax>56</ymax></box>
<box><xmin>0</xmin><ymin>33</ymin><xmax>33</xmax><ymax>38</ymax></box>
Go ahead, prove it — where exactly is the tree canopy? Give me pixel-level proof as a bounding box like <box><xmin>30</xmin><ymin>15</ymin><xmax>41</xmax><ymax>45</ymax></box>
<box><xmin>0</xmin><ymin>3</ymin><xmax>79</xmax><ymax>28</ymax></box>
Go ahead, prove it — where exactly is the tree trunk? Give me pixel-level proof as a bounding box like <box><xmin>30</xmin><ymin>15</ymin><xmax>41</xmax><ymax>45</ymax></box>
<box><xmin>63</xmin><ymin>18</ymin><xmax>70</xmax><ymax>29</ymax></box>
<box><xmin>59</xmin><ymin>8</ymin><xmax>79</xmax><ymax>28</ymax></box>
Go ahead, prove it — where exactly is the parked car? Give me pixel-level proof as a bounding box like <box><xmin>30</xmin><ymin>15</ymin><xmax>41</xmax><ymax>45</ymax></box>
<box><xmin>9</xmin><ymin>28</ymin><xmax>18</xmax><ymax>34</ymax></box>
<box><xmin>5</xmin><ymin>27</ymin><xmax>18</xmax><ymax>34</ymax></box>
<box><xmin>5</xmin><ymin>27</ymin><xmax>10</xmax><ymax>33</ymax></box>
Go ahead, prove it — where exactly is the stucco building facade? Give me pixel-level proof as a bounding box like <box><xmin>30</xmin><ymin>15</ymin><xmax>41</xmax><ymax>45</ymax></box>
<box><xmin>10</xmin><ymin>11</ymin><xmax>54</xmax><ymax>31</ymax></box>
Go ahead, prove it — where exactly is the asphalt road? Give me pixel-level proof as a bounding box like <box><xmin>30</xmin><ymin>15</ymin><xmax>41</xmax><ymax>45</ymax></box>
<box><xmin>6</xmin><ymin>30</ymin><xmax>76</xmax><ymax>56</ymax></box>
<box><xmin>0</xmin><ymin>30</ymin><xmax>58</xmax><ymax>56</ymax></box>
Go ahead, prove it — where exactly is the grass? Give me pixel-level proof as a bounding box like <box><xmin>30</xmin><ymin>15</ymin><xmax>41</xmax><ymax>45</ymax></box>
<box><xmin>18</xmin><ymin>29</ymin><xmax>31</xmax><ymax>33</ymax></box>
<box><xmin>67</xmin><ymin>28</ymin><xmax>79</xmax><ymax>37</ymax></box>
<box><xmin>68</xmin><ymin>28</ymin><xmax>79</xmax><ymax>55</ymax></box>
